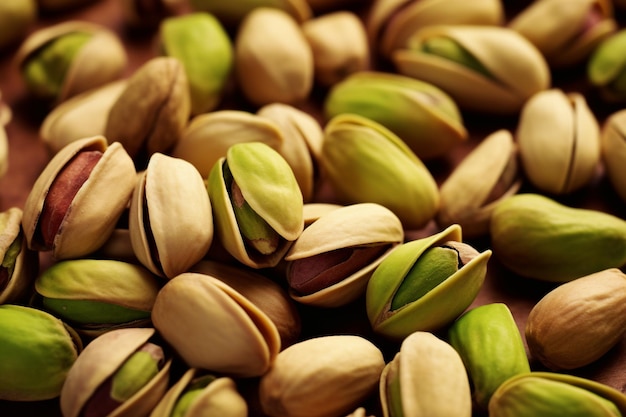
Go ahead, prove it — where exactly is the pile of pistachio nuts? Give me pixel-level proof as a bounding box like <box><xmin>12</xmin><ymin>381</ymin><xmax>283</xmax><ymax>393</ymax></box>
<box><xmin>3</xmin><ymin>0</ymin><xmax>626</xmax><ymax>416</ymax></box>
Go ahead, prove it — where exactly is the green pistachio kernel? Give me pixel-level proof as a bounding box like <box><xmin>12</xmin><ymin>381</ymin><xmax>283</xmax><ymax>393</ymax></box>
<box><xmin>171</xmin><ymin>375</ymin><xmax>218</xmax><ymax>417</ymax></box>
<box><xmin>421</xmin><ymin>36</ymin><xmax>492</xmax><ymax>78</ymax></box>
<box><xmin>111</xmin><ymin>347</ymin><xmax>162</xmax><ymax>402</ymax></box>
<box><xmin>0</xmin><ymin>233</ymin><xmax>21</xmax><ymax>292</ymax></box>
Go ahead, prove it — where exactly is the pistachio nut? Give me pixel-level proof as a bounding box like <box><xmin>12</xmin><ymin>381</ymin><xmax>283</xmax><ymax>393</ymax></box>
<box><xmin>0</xmin><ymin>0</ymin><xmax>37</xmax><ymax>51</ymax></box>
<box><xmin>105</xmin><ymin>56</ymin><xmax>191</xmax><ymax>164</ymax></box>
<box><xmin>0</xmin><ymin>304</ymin><xmax>82</xmax><ymax>401</ymax></box>
<box><xmin>393</xmin><ymin>25</ymin><xmax>551</xmax><ymax>115</ymax></box>
<box><xmin>121</xmin><ymin>0</ymin><xmax>185</xmax><ymax>30</ymax></box>
<box><xmin>0</xmin><ymin>89</ymin><xmax>11</xmax><ymax>126</ymax></box>
<box><xmin>367</xmin><ymin>0</ymin><xmax>504</xmax><ymax>59</ymax></box>
<box><xmin>235</xmin><ymin>7</ymin><xmax>314</xmax><ymax>106</ymax></box>
<box><xmin>60</xmin><ymin>327</ymin><xmax>172</xmax><ymax>417</ymax></box>
<box><xmin>324</xmin><ymin>71</ymin><xmax>467</xmax><ymax>160</ymax></box>
<box><xmin>34</xmin><ymin>259</ymin><xmax>161</xmax><ymax>337</ymax></box>
<box><xmin>321</xmin><ymin>113</ymin><xmax>439</xmax><ymax>230</ymax></box>
<box><xmin>436</xmin><ymin>129</ymin><xmax>521</xmax><ymax>238</ymax></box>
<box><xmin>172</xmin><ymin>110</ymin><xmax>285</xmax><ymax>179</ymax></box>
<box><xmin>0</xmin><ymin>123</ymin><xmax>7</xmax><ymax>180</ymax></box>
<box><xmin>448</xmin><ymin>303</ymin><xmax>531</xmax><ymax>410</ymax></box>
<box><xmin>525</xmin><ymin>268</ymin><xmax>626</xmax><ymax>370</ymax></box>
<box><xmin>490</xmin><ymin>193</ymin><xmax>626</xmax><ymax>282</ymax></box>
<box><xmin>516</xmin><ymin>89</ymin><xmax>601</xmax><ymax>194</ymax></box>
<box><xmin>151</xmin><ymin>272</ymin><xmax>281</xmax><ymax>377</ymax></box>
<box><xmin>302</xmin><ymin>11</ymin><xmax>370</xmax><ymax>87</ymax></box>
<box><xmin>588</xmin><ymin>28</ymin><xmax>626</xmax><ymax>101</ymax></box>
<box><xmin>15</xmin><ymin>21</ymin><xmax>127</xmax><ymax>102</ymax></box>
<box><xmin>190</xmin><ymin>259</ymin><xmax>301</xmax><ymax>348</ymax></box>
<box><xmin>188</xmin><ymin>0</ymin><xmax>312</xmax><ymax>26</ymax></box>
<box><xmin>366</xmin><ymin>224</ymin><xmax>491</xmax><ymax>341</ymax></box>
<box><xmin>207</xmin><ymin>141</ymin><xmax>304</xmax><ymax>269</ymax></box>
<box><xmin>258</xmin><ymin>103</ymin><xmax>324</xmax><ymax>202</ymax></box>
<box><xmin>380</xmin><ymin>331</ymin><xmax>472</xmax><ymax>417</ymax></box>
<box><xmin>21</xmin><ymin>136</ymin><xmax>137</xmax><ymax>260</ymax></box>
<box><xmin>488</xmin><ymin>372</ymin><xmax>626</xmax><ymax>416</ymax></box>
<box><xmin>0</xmin><ymin>208</ymin><xmax>39</xmax><ymax>305</ymax></box>
<box><xmin>302</xmin><ymin>202</ymin><xmax>343</xmax><ymax>226</ymax></box>
<box><xmin>259</xmin><ymin>335</ymin><xmax>385</xmax><ymax>417</ymax></box>
<box><xmin>37</xmin><ymin>0</ymin><xmax>99</xmax><ymax>11</ymax></box>
<box><xmin>150</xmin><ymin>368</ymin><xmax>247</xmax><ymax>417</ymax></box>
<box><xmin>94</xmin><ymin>228</ymin><xmax>137</xmax><ymax>264</ymax></box>
<box><xmin>160</xmin><ymin>12</ymin><xmax>233</xmax><ymax>115</ymax></box>
<box><xmin>601</xmin><ymin>109</ymin><xmax>626</xmax><ymax>202</ymax></box>
<box><xmin>40</xmin><ymin>79</ymin><xmax>127</xmax><ymax>154</ymax></box>
<box><xmin>284</xmin><ymin>203</ymin><xmax>404</xmax><ymax>308</ymax></box>
<box><xmin>509</xmin><ymin>0</ymin><xmax>617</xmax><ymax>68</ymax></box>
<box><xmin>129</xmin><ymin>153</ymin><xmax>213</xmax><ymax>279</ymax></box>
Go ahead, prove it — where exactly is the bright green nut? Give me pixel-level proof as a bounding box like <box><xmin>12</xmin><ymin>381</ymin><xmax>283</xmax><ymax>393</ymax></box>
<box><xmin>0</xmin><ymin>304</ymin><xmax>82</xmax><ymax>401</ymax></box>
<box><xmin>588</xmin><ymin>29</ymin><xmax>626</xmax><ymax>100</ymax></box>
<box><xmin>448</xmin><ymin>303</ymin><xmax>530</xmax><ymax>410</ymax></box>
<box><xmin>160</xmin><ymin>12</ymin><xmax>233</xmax><ymax>115</ymax></box>
<box><xmin>170</xmin><ymin>375</ymin><xmax>217</xmax><ymax>417</ymax></box>
<box><xmin>111</xmin><ymin>347</ymin><xmax>162</xmax><ymax>402</ymax></box>
<box><xmin>0</xmin><ymin>0</ymin><xmax>37</xmax><ymax>50</ymax></box>
<box><xmin>420</xmin><ymin>36</ymin><xmax>492</xmax><ymax>78</ymax></box>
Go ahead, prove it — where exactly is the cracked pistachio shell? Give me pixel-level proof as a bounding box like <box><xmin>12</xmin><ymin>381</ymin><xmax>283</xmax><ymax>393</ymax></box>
<box><xmin>302</xmin><ymin>203</ymin><xmax>342</xmax><ymax>226</ymax></box>
<box><xmin>34</xmin><ymin>259</ymin><xmax>161</xmax><ymax>337</ymax></box>
<box><xmin>15</xmin><ymin>21</ymin><xmax>127</xmax><ymax>103</ymax></box>
<box><xmin>258</xmin><ymin>103</ymin><xmax>324</xmax><ymax>202</ymax></box>
<box><xmin>380</xmin><ymin>331</ymin><xmax>472</xmax><ymax>417</ymax></box>
<box><xmin>366</xmin><ymin>224</ymin><xmax>491</xmax><ymax>340</ymax></box>
<box><xmin>152</xmin><ymin>272</ymin><xmax>281</xmax><ymax>377</ymax></box>
<box><xmin>40</xmin><ymin>79</ymin><xmax>127</xmax><ymax>154</ymax></box>
<box><xmin>105</xmin><ymin>56</ymin><xmax>191</xmax><ymax>161</ymax></box>
<box><xmin>207</xmin><ymin>141</ymin><xmax>304</xmax><ymax>269</ymax></box>
<box><xmin>150</xmin><ymin>368</ymin><xmax>247</xmax><ymax>417</ymax></box>
<box><xmin>235</xmin><ymin>8</ymin><xmax>314</xmax><ymax>106</ymax></box>
<box><xmin>259</xmin><ymin>335</ymin><xmax>385</xmax><ymax>417</ymax></box>
<box><xmin>0</xmin><ymin>208</ymin><xmax>38</xmax><ymax>304</ymax></box>
<box><xmin>588</xmin><ymin>28</ymin><xmax>626</xmax><ymax>101</ymax></box>
<box><xmin>60</xmin><ymin>327</ymin><xmax>172</xmax><ymax>417</ymax></box>
<box><xmin>22</xmin><ymin>136</ymin><xmax>137</xmax><ymax>260</ymax></box>
<box><xmin>0</xmin><ymin>124</ymin><xmax>7</xmax><ymax>182</ymax></box>
<box><xmin>160</xmin><ymin>12</ymin><xmax>233</xmax><ymax>115</ymax></box>
<box><xmin>601</xmin><ymin>109</ymin><xmax>626</xmax><ymax>202</ymax></box>
<box><xmin>448</xmin><ymin>303</ymin><xmax>530</xmax><ymax>410</ymax></box>
<box><xmin>517</xmin><ymin>89</ymin><xmax>601</xmax><ymax>195</ymax></box>
<box><xmin>284</xmin><ymin>203</ymin><xmax>404</xmax><ymax>308</ymax></box>
<box><xmin>367</xmin><ymin>0</ymin><xmax>504</xmax><ymax>59</ymax></box>
<box><xmin>321</xmin><ymin>113</ymin><xmax>439</xmax><ymax>230</ymax></box>
<box><xmin>490</xmin><ymin>193</ymin><xmax>626</xmax><ymax>282</ymax></box>
<box><xmin>172</xmin><ymin>110</ymin><xmax>284</xmax><ymax>178</ymax></box>
<box><xmin>488</xmin><ymin>372</ymin><xmax>626</xmax><ymax>417</ymax></box>
<box><xmin>393</xmin><ymin>25</ymin><xmax>550</xmax><ymax>115</ymax></box>
<box><xmin>0</xmin><ymin>304</ymin><xmax>82</xmax><ymax>401</ymax></box>
<box><xmin>0</xmin><ymin>0</ymin><xmax>37</xmax><ymax>51</ymax></box>
<box><xmin>129</xmin><ymin>153</ymin><xmax>213</xmax><ymax>279</ymax></box>
<box><xmin>189</xmin><ymin>0</ymin><xmax>311</xmax><ymax>26</ymax></box>
<box><xmin>324</xmin><ymin>71</ymin><xmax>467</xmax><ymax>159</ymax></box>
<box><xmin>437</xmin><ymin>129</ymin><xmax>521</xmax><ymax>238</ymax></box>
<box><xmin>510</xmin><ymin>0</ymin><xmax>617</xmax><ymax>68</ymax></box>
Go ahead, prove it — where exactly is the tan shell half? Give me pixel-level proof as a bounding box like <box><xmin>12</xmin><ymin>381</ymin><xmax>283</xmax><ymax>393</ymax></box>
<box><xmin>302</xmin><ymin>203</ymin><xmax>343</xmax><ymax>226</ymax></box>
<box><xmin>284</xmin><ymin>203</ymin><xmax>404</xmax><ymax>308</ymax></box>
<box><xmin>393</xmin><ymin>25</ymin><xmax>550</xmax><ymax>114</ymax></box>
<box><xmin>0</xmin><ymin>123</ymin><xmax>7</xmax><ymax>180</ymax></box>
<box><xmin>601</xmin><ymin>109</ymin><xmax>626</xmax><ymax>203</ymax></box>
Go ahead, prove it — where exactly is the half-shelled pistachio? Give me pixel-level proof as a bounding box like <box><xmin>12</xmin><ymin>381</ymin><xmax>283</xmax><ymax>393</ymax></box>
<box><xmin>235</xmin><ymin>7</ymin><xmax>314</xmax><ymax>106</ymax></box>
<box><xmin>284</xmin><ymin>203</ymin><xmax>404</xmax><ymax>308</ymax></box>
<box><xmin>0</xmin><ymin>0</ymin><xmax>37</xmax><ymax>51</ymax></box>
<box><xmin>152</xmin><ymin>272</ymin><xmax>281</xmax><ymax>377</ymax></box>
<box><xmin>393</xmin><ymin>25</ymin><xmax>550</xmax><ymax>115</ymax></box>
<box><xmin>207</xmin><ymin>141</ymin><xmax>304</xmax><ymax>269</ymax></box>
<box><xmin>324</xmin><ymin>71</ymin><xmax>467</xmax><ymax>160</ymax></box>
<box><xmin>601</xmin><ymin>109</ymin><xmax>626</xmax><ymax>202</ymax></box>
<box><xmin>516</xmin><ymin>89</ymin><xmax>601</xmax><ymax>195</ymax></box>
<box><xmin>366</xmin><ymin>224</ymin><xmax>491</xmax><ymax>341</ymax></box>
<box><xmin>34</xmin><ymin>259</ymin><xmax>161</xmax><ymax>338</ymax></box>
<box><xmin>150</xmin><ymin>368</ymin><xmax>247</xmax><ymax>417</ymax></box>
<box><xmin>259</xmin><ymin>335</ymin><xmax>385</xmax><ymax>417</ymax></box>
<box><xmin>588</xmin><ymin>28</ymin><xmax>626</xmax><ymax>101</ymax></box>
<box><xmin>509</xmin><ymin>0</ymin><xmax>617</xmax><ymax>68</ymax></box>
<box><xmin>22</xmin><ymin>136</ymin><xmax>137</xmax><ymax>260</ymax></box>
<box><xmin>321</xmin><ymin>113</ymin><xmax>439</xmax><ymax>230</ymax></box>
<box><xmin>159</xmin><ymin>12</ymin><xmax>233</xmax><ymax>115</ymax></box>
<box><xmin>105</xmin><ymin>56</ymin><xmax>191</xmax><ymax>164</ymax></box>
<box><xmin>188</xmin><ymin>0</ymin><xmax>312</xmax><ymax>27</ymax></box>
<box><xmin>380</xmin><ymin>331</ymin><xmax>472</xmax><ymax>417</ymax></box>
<box><xmin>0</xmin><ymin>208</ymin><xmax>38</xmax><ymax>304</ymax></box>
<box><xmin>129</xmin><ymin>153</ymin><xmax>213</xmax><ymax>279</ymax></box>
<box><xmin>15</xmin><ymin>21</ymin><xmax>127</xmax><ymax>103</ymax></box>
<box><xmin>60</xmin><ymin>327</ymin><xmax>171</xmax><ymax>417</ymax></box>
<box><xmin>0</xmin><ymin>304</ymin><xmax>82</xmax><ymax>401</ymax></box>
<box><xmin>437</xmin><ymin>129</ymin><xmax>521</xmax><ymax>238</ymax></box>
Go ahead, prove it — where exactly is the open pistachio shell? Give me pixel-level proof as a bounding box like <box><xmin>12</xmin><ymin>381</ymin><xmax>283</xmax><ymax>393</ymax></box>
<box><xmin>366</xmin><ymin>224</ymin><xmax>491</xmax><ymax>340</ymax></box>
<box><xmin>152</xmin><ymin>272</ymin><xmax>281</xmax><ymax>377</ymax></box>
<box><xmin>601</xmin><ymin>109</ymin><xmax>626</xmax><ymax>202</ymax></box>
<box><xmin>189</xmin><ymin>0</ymin><xmax>312</xmax><ymax>26</ymax></box>
<box><xmin>129</xmin><ymin>153</ymin><xmax>213</xmax><ymax>279</ymax></box>
<box><xmin>509</xmin><ymin>0</ymin><xmax>617</xmax><ymax>68</ymax></box>
<box><xmin>302</xmin><ymin>203</ymin><xmax>343</xmax><ymax>226</ymax></box>
<box><xmin>284</xmin><ymin>203</ymin><xmax>404</xmax><ymax>308</ymax></box>
<box><xmin>393</xmin><ymin>25</ymin><xmax>550</xmax><ymax>115</ymax></box>
<box><xmin>437</xmin><ymin>129</ymin><xmax>521</xmax><ymax>238</ymax></box>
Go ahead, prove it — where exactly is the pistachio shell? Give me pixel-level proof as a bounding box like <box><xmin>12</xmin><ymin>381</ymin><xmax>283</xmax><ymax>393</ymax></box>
<box><xmin>601</xmin><ymin>109</ymin><xmax>626</xmax><ymax>202</ymax></box>
<box><xmin>302</xmin><ymin>203</ymin><xmax>343</xmax><ymax>226</ymax></box>
<box><xmin>188</xmin><ymin>0</ymin><xmax>312</xmax><ymax>26</ymax></box>
<box><xmin>0</xmin><ymin>0</ymin><xmax>37</xmax><ymax>51</ymax></box>
<box><xmin>0</xmin><ymin>90</ymin><xmax>11</xmax><ymax>126</ymax></box>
